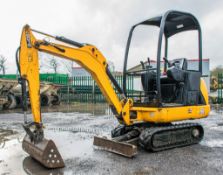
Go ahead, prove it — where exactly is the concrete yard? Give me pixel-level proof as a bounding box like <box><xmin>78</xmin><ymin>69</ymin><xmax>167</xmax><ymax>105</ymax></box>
<box><xmin>0</xmin><ymin>103</ymin><xmax>223</xmax><ymax>175</ymax></box>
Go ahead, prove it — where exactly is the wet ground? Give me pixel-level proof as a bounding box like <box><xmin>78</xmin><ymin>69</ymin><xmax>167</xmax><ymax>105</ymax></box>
<box><xmin>0</xmin><ymin>103</ymin><xmax>223</xmax><ymax>175</ymax></box>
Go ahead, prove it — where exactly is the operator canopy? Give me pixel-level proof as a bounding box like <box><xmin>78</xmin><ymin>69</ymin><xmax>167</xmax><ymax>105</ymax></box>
<box><xmin>136</xmin><ymin>10</ymin><xmax>201</xmax><ymax>37</ymax></box>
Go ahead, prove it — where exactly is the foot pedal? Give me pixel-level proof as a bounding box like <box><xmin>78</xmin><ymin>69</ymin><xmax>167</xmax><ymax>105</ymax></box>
<box><xmin>22</xmin><ymin>135</ymin><xmax>65</xmax><ymax>168</ymax></box>
<box><xmin>93</xmin><ymin>136</ymin><xmax>137</xmax><ymax>157</ymax></box>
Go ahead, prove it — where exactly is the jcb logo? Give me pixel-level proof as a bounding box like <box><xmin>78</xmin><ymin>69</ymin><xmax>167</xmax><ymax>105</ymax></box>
<box><xmin>28</xmin><ymin>54</ymin><xmax>33</xmax><ymax>62</ymax></box>
<box><xmin>188</xmin><ymin>108</ymin><xmax>192</xmax><ymax>113</ymax></box>
<box><xmin>199</xmin><ymin>108</ymin><xmax>205</xmax><ymax>115</ymax></box>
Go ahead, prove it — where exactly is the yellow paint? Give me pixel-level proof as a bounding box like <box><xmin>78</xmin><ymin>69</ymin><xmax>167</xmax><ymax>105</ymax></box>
<box><xmin>200</xmin><ymin>78</ymin><xmax>209</xmax><ymax>104</ymax></box>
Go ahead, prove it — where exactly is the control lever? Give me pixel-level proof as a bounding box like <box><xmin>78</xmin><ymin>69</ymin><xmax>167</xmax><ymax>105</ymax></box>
<box><xmin>140</xmin><ymin>61</ymin><xmax>145</xmax><ymax>69</ymax></box>
<box><xmin>147</xmin><ymin>57</ymin><xmax>151</xmax><ymax>68</ymax></box>
<box><xmin>163</xmin><ymin>57</ymin><xmax>171</xmax><ymax>67</ymax></box>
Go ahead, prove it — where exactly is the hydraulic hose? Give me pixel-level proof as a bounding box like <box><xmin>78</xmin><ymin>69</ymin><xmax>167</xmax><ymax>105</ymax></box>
<box><xmin>15</xmin><ymin>46</ymin><xmax>21</xmax><ymax>75</ymax></box>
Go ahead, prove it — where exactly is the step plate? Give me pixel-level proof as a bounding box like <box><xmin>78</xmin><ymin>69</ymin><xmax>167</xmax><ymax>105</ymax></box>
<box><xmin>93</xmin><ymin>136</ymin><xmax>137</xmax><ymax>157</ymax></box>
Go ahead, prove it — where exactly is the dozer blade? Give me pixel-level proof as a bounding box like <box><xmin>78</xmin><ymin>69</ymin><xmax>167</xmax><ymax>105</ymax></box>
<box><xmin>22</xmin><ymin>134</ymin><xmax>65</xmax><ymax>168</ymax></box>
<box><xmin>93</xmin><ymin>136</ymin><xmax>137</xmax><ymax>157</ymax></box>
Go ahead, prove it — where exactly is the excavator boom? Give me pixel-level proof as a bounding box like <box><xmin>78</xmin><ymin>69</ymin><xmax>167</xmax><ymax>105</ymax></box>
<box><xmin>19</xmin><ymin>25</ymin><xmax>124</xmax><ymax>124</ymax></box>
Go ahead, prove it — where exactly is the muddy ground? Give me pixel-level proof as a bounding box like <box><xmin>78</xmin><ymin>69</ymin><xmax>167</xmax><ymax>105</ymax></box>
<box><xmin>0</xmin><ymin>103</ymin><xmax>223</xmax><ymax>175</ymax></box>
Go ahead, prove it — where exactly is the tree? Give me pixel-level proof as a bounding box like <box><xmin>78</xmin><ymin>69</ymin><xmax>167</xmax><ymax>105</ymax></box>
<box><xmin>63</xmin><ymin>60</ymin><xmax>73</xmax><ymax>76</ymax></box>
<box><xmin>211</xmin><ymin>65</ymin><xmax>223</xmax><ymax>77</ymax></box>
<box><xmin>38</xmin><ymin>53</ymin><xmax>60</xmax><ymax>74</ymax></box>
<box><xmin>0</xmin><ymin>55</ymin><xmax>7</xmax><ymax>75</ymax></box>
<box><xmin>49</xmin><ymin>58</ymin><xmax>59</xmax><ymax>73</ymax></box>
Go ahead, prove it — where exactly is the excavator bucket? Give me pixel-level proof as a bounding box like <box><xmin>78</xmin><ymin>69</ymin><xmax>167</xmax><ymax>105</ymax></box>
<box><xmin>22</xmin><ymin>135</ymin><xmax>65</xmax><ymax>168</ymax></box>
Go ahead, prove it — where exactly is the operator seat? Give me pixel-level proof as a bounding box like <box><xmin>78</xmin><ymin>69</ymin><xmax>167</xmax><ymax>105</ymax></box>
<box><xmin>166</xmin><ymin>58</ymin><xmax>188</xmax><ymax>82</ymax></box>
<box><xmin>141</xmin><ymin>71</ymin><xmax>156</xmax><ymax>93</ymax></box>
<box><xmin>166</xmin><ymin>58</ymin><xmax>202</xmax><ymax>105</ymax></box>
<box><xmin>164</xmin><ymin>58</ymin><xmax>188</xmax><ymax>104</ymax></box>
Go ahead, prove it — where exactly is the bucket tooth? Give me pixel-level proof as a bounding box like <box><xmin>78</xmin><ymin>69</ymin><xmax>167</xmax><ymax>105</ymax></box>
<box><xmin>22</xmin><ymin>134</ymin><xmax>65</xmax><ymax>168</ymax></box>
<box><xmin>93</xmin><ymin>136</ymin><xmax>137</xmax><ymax>157</ymax></box>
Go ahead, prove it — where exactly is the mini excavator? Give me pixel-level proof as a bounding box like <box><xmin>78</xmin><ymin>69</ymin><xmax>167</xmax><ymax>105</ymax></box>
<box><xmin>16</xmin><ymin>10</ymin><xmax>210</xmax><ymax>168</ymax></box>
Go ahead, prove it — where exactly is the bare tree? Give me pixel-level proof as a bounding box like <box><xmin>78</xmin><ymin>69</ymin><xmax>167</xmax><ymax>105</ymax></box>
<box><xmin>63</xmin><ymin>60</ymin><xmax>73</xmax><ymax>76</ymax></box>
<box><xmin>0</xmin><ymin>55</ymin><xmax>7</xmax><ymax>75</ymax></box>
<box><xmin>49</xmin><ymin>58</ymin><xmax>59</xmax><ymax>73</ymax></box>
<box><xmin>211</xmin><ymin>65</ymin><xmax>223</xmax><ymax>77</ymax></box>
<box><xmin>39</xmin><ymin>52</ymin><xmax>45</xmax><ymax>72</ymax></box>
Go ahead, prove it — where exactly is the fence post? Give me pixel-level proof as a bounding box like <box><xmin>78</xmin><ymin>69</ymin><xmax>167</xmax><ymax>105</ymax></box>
<box><xmin>92</xmin><ymin>80</ymin><xmax>95</xmax><ymax>103</ymax></box>
<box><xmin>218</xmin><ymin>73</ymin><xmax>222</xmax><ymax>104</ymax></box>
<box><xmin>67</xmin><ymin>77</ymin><xmax>70</xmax><ymax>104</ymax></box>
<box><xmin>48</xmin><ymin>74</ymin><xmax>136</xmax><ymax>104</ymax></box>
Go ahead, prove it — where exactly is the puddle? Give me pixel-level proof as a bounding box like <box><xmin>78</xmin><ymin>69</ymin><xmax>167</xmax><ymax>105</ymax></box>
<box><xmin>0</xmin><ymin>138</ymin><xmax>26</xmax><ymax>174</ymax></box>
<box><xmin>0</xmin><ymin>129</ymin><xmax>17</xmax><ymax>143</ymax></box>
<box><xmin>0</xmin><ymin>131</ymin><xmax>97</xmax><ymax>175</ymax></box>
<box><xmin>23</xmin><ymin>156</ymin><xmax>64</xmax><ymax>175</ymax></box>
<box><xmin>201</xmin><ymin>139</ymin><xmax>223</xmax><ymax>148</ymax></box>
<box><xmin>209</xmin><ymin>125</ymin><xmax>223</xmax><ymax>132</ymax></box>
<box><xmin>0</xmin><ymin>103</ymin><xmax>111</xmax><ymax>116</ymax></box>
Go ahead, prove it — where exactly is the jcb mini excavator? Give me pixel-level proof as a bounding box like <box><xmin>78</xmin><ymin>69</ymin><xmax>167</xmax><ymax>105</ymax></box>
<box><xmin>16</xmin><ymin>10</ymin><xmax>210</xmax><ymax>168</ymax></box>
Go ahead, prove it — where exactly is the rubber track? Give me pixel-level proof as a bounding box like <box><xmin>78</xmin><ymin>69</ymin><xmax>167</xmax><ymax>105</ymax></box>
<box><xmin>139</xmin><ymin>123</ymin><xmax>204</xmax><ymax>152</ymax></box>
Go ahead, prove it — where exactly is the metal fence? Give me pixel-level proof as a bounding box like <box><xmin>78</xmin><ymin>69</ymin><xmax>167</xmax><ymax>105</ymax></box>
<box><xmin>42</xmin><ymin>75</ymin><xmax>134</xmax><ymax>103</ymax></box>
<box><xmin>217</xmin><ymin>73</ymin><xmax>223</xmax><ymax>104</ymax></box>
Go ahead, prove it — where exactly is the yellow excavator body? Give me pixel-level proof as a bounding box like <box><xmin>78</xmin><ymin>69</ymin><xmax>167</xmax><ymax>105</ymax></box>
<box><xmin>17</xmin><ymin>10</ymin><xmax>210</xmax><ymax>168</ymax></box>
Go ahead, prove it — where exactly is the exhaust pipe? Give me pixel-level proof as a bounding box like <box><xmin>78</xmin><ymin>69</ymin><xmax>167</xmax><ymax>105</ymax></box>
<box><xmin>22</xmin><ymin>135</ymin><xmax>65</xmax><ymax>168</ymax></box>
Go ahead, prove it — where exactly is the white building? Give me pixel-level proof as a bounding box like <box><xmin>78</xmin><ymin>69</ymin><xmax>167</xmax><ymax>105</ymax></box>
<box><xmin>72</xmin><ymin>63</ymin><xmax>90</xmax><ymax>77</ymax></box>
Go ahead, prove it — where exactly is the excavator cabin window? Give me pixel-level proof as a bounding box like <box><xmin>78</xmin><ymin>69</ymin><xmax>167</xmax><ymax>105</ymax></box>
<box><xmin>123</xmin><ymin>10</ymin><xmax>205</xmax><ymax>107</ymax></box>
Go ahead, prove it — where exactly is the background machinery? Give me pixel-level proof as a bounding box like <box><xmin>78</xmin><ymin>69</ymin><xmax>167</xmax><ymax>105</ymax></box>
<box><xmin>0</xmin><ymin>79</ymin><xmax>18</xmax><ymax>109</ymax></box>
<box><xmin>17</xmin><ymin>10</ymin><xmax>210</xmax><ymax>168</ymax></box>
<box><xmin>0</xmin><ymin>79</ymin><xmax>61</xmax><ymax>110</ymax></box>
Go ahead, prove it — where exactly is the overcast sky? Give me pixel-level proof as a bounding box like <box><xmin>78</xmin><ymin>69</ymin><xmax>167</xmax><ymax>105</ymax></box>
<box><xmin>1</xmin><ymin>0</ymin><xmax>223</xmax><ymax>74</ymax></box>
